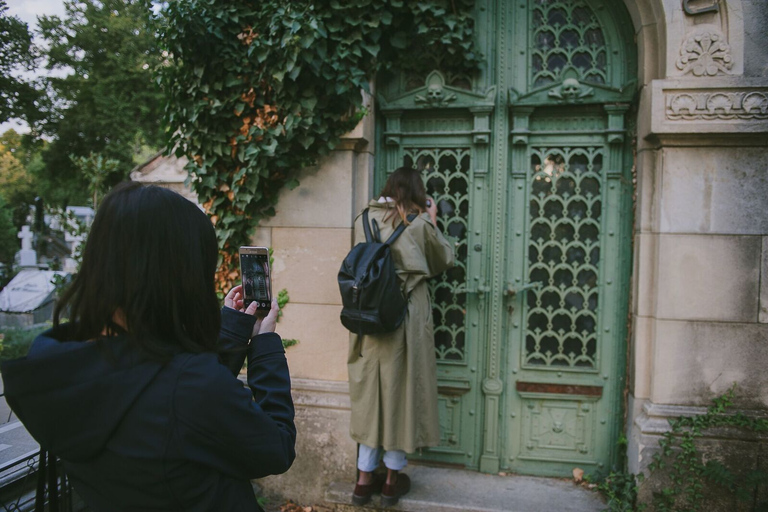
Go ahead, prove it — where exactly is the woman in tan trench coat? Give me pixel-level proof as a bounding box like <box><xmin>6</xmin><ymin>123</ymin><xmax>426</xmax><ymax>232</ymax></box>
<box><xmin>348</xmin><ymin>167</ymin><xmax>454</xmax><ymax>507</ymax></box>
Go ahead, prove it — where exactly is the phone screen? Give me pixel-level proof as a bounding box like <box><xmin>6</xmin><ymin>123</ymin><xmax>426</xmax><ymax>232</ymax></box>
<box><xmin>239</xmin><ymin>248</ymin><xmax>271</xmax><ymax>313</ymax></box>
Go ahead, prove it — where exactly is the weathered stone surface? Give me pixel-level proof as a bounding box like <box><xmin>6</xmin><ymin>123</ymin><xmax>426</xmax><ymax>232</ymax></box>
<box><xmin>635</xmin><ymin>149</ymin><xmax>661</xmax><ymax>233</ymax></box>
<box><xmin>759</xmin><ymin>440</ymin><xmax>768</xmax><ymax>509</ymax></box>
<box><xmin>637</xmin><ymin>437</ymin><xmax>762</xmax><ymax>512</ymax></box>
<box><xmin>761</xmin><ymin>236</ymin><xmax>768</xmax><ymax>323</ymax></box>
<box><xmin>630</xmin><ymin>399</ymin><xmax>768</xmax><ymax>511</ymax></box>
<box><xmin>255</xmin><ymin>379</ymin><xmax>355</xmax><ymax>507</ymax></box>
<box><xmin>352</xmin><ymin>152</ymin><xmax>375</xmax><ymax>220</ymax></box>
<box><xmin>743</xmin><ymin>0</ymin><xmax>768</xmax><ymax>78</ymax></box>
<box><xmin>633</xmin><ymin>233</ymin><xmax>658</xmax><ymax>318</ymax></box>
<box><xmin>655</xmin><ymin>234</ymin><xmax>760</xmax><ymax>323</ymax></box>
<box><xmin>651</xmin><ymin>319</ymin><xmax>768</xmax><ymax>408</ymax></box>
<box><xmin>340</xmin><ymin>89</ymin><xmax>374</xmax><ymax>154</ymax></box>
<box><xmin>630</xmin><ymin>315</ymin><xmax>654</xmax><ymax>400</ymax></box>
<box><xmin>659</xmin><ymin>147</ymin><xmax>768</xmax><ymax>235</ymax></box>
<box><xmin>271</xmin><ymin>227</ymin><xmax>351</xmax><ymax>306</ymax></box>
<box><xmin>263</xmin><ymin>151</ymin><xmax>356</xmax><ymax>229</ymax></box>
<box><xmin>249</xmin><ymin>227</ymin><xmax>272</xmax><ymax>249</ymax></box>
<box><xmin>279</xmin><ymin>303</ymin><xmax>349</xmax><ymax>382</ymax></box>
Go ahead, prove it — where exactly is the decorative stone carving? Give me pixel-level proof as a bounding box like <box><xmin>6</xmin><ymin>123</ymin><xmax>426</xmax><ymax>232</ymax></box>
<box><xmin>666</xmin><ymin>91</ymin><xmax>768</xmax><ymax>120</ymax></box>
<box><xmin>415</xmin><ymin>71</ymin><xmax>457</xmax><ymax>107</ymax></box>
<box><xmin>682</xmin><ymin>0</ymin><xmax>719</xmax><ymax>16</ymax></box>
<box><xmin>547</xmin><ymin>77</ymin><xmax>594</xmax><ymax>103</ymax></box>
<box><xmin>676</xmin><ymin>28</ymin><xmax>733</xmax><ymax>77</ymax></box>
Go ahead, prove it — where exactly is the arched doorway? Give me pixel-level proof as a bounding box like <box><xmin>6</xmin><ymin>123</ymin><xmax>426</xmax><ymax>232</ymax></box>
<box><xmin>375</xmin><ymin>0</ymin><xmax>637</xmax><ymax>476</ymax></box>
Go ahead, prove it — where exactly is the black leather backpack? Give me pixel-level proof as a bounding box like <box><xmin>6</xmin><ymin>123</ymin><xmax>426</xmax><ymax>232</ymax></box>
<box><xmin>338</xmin><ymin>209</ymin><xmax>416</xmax><ymax>335</ymax></box>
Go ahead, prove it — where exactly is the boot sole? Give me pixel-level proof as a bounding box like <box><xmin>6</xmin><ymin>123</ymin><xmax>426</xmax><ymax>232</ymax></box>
<box><xmin>380</xmin><ymin>494</ymin><xmax>400</xmax><ymax>508</ymax></box>
<box><xmin>352</xmin><ymin>494</ymin><xmax>372</xmax><ymax>506</ymax></box>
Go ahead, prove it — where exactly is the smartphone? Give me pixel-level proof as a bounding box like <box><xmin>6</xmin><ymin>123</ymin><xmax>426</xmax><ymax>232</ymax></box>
<box><xmin>239</xmin><ymin>246</ymin><xmax>272</xmax><ymax>316</ymax></box>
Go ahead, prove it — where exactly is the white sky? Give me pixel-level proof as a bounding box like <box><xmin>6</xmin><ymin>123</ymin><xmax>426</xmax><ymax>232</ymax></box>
<box><xmin>1</xmin><ymin>0</ymin><xmax>66</xmax><ymax>135</ymax></box>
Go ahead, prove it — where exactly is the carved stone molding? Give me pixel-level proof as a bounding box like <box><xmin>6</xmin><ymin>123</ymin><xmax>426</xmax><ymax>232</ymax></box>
<box><xmin>667</xmin><ymin>91</ymin><xmax>768</xmax><ymax>120</ymax></box>
<box><xmin>675</xmin><ymin>27</ymin><xmax>733</xmax><ymax>77</ymax></box>
<box><xmin>414</xmin><ymin>71</ymin><xmax>457</xmax><ymax>107</ymax></box>
<box><xmin>547</xmin><ymin>77</ymin><xmax>595</xmax><ymax>103</ymax></box>
<box><xmin>648</xmin><ymin>78</ymin><xmax>768</xmax><ymax>143</ymax></box>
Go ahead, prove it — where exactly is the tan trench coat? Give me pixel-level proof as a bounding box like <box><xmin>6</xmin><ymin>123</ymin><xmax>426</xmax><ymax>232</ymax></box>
<box><xmin>347</xmin><ymin>200</ymin><xmax>454</xmax><ymax>453</ymax></box>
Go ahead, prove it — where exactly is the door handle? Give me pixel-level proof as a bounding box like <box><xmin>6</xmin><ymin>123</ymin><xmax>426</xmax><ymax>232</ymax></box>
<box><xmin>457</xmin><ymin>282</ymin><xmax>490</xmax><ymax>298</ymax></box>
<box><xmin>503</xmin><ymin>281</ymin><xmax>542</xmax><ymax>298</ymax></box>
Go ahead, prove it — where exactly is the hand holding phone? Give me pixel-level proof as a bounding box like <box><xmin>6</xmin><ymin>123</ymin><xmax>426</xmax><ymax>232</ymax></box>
<box><xmin>239</xmin><ymin>246</ymin><xmax>272</xmax><ymax>317</ymax></box>
<box><xmin>426</xmin><ymin>196</ymin><xmax>438</xmax><ymax>225</ymax></box>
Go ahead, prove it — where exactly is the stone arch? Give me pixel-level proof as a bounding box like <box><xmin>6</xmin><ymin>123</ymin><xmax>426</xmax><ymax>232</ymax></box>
<box><xmin>620</xmin><ymin>0</ymin><xmax>745</xmax><ymax>83</ymax></box>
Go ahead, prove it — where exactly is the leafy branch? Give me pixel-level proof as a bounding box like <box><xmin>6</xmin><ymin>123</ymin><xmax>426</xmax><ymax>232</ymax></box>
<box><xmin>155</xmin><ymin>0</ymin><xmax>480</xmax><ymax>292</ymax></box>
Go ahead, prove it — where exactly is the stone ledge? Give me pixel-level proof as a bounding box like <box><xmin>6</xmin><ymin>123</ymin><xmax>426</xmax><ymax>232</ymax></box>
<box><xmin>635</xmin><ymin>401</ymin><xmax>768</xmax><ymax>440</ymax></box>
<box><xmin>292</xmin><ymin>378</ymin><xmax>350</xmax><ymax>411</ymax></box>
<box><xmin>648</xmin><ymin>78</ymin><xmax>768</xmax><ymax>143</ymax></box>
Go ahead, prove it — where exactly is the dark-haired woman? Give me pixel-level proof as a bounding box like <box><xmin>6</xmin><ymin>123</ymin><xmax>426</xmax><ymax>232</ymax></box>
<box><xmin>348</xmin><ymin>167</ymin><xmax>454</xmax><ymax>507</ymax></box>
<box><xmin>1</xmin><ymin>182</ymin><xmax>295</xmax><ymax>512</ymax></box>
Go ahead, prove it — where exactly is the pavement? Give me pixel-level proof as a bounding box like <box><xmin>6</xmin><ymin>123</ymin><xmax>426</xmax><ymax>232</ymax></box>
<box><xmin>0</xmin><ymin>379</ymin><xmax>42</xmax><ymax>512</ymax></box>
<box><xmin>0</xmin><ymin>378</ymin><xmax>39</xmax><ymax>472</ymax></box>
<box><xmin>326</xmin><ymin>465</ymin><xmax>607</xmax><ymax>512</ymax></box>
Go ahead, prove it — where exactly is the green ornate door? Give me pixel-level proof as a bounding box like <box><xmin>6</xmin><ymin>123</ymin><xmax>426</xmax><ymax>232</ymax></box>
<box><xmin>375</xmin><ymin>0</ymin><xmax>636</xmax><ymax>476</ymax></box>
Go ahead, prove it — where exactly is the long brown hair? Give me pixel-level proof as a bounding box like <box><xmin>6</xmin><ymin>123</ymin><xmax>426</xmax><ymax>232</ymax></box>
<box><xmin>379</xmin><ymin>166</ymin><xmax>427</xmax><ymax>227</ymax></box>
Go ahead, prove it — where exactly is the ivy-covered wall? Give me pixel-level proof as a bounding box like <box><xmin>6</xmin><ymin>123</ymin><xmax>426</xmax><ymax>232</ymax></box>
<box><xmin>156</xmin><ymin>0</ymin><xmax>480</xmax><ymax>291</ymax></box>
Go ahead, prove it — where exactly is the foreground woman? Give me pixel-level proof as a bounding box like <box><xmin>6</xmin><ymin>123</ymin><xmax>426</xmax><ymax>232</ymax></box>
<box><xmin>348</xmin><ymin>167</ymin><xmax>454</xmax><ymax>507</ymax></box>
<box><xmin>1</xmin><ymin>182</ymin><xmax>295</xmax><ymax>512</ymax></box>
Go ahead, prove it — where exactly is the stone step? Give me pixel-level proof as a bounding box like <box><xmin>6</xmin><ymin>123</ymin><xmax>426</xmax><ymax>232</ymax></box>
<box><xmin>325</xmin><ymin>465</ymin><xmax>606</xmax><ymax>512</ymax></box>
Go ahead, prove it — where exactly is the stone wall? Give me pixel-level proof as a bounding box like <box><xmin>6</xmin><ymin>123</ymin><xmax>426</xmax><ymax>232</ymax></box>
<box><xmin>252</xmin><ymin>95</ymin><xmax>374</xmax><ymax>503</ymax></box>
<box><xmin>626</xmin><ymin>0</ymin><xmax>768</xmax><ymax>508</ymax></box>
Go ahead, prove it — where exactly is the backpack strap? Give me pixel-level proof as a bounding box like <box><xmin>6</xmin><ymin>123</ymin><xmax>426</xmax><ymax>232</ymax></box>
<box><xmin>384</xmin><ymin>213</ymin><xmax>418</xmax><ymax>245</ymax></box>
<box><xmin>361</xmin><ymin>208</ymin><xmax>374</xmax><ymax>243</ymax></box>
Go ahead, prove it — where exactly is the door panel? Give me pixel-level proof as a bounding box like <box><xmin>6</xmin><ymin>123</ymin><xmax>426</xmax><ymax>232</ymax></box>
<box><xmin>400</xmin><ymin>143</ymin><xmax>486</xmax><ymax>467</ymax></box>
<box><xmin>503</xmin><ymin>133</ymin><xmax>620</xmax><ymax>475</ymax></box>
<box><xmin>375</xmin><ymin>0</ymin><xmax>636</xmax><ymax>476</ymax></box>
<box><xmin>524</xmin><ymin>146</ymin><xmax>604</xmax><ymax>372</ymax></box>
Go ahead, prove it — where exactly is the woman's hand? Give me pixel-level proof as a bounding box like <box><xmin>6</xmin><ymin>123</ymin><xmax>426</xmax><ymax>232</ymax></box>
<box><xmin>224</xmin><ymin>286</ymin><xmax>280</xmax><ymax>338</ymax></box>
<box><xmin>224</xmin><ymin>285</ymin><xmax>250</xmax><ymax>313</ymax></box>
<box><xmin>426</xmin><ymin>196</ymin><xmax>438</xmax><ymax>226</ymax></box>
<box><xmin>255</xmin><ymin>298</ymin><xmax>280</xmax><ymax>335</ymax></box>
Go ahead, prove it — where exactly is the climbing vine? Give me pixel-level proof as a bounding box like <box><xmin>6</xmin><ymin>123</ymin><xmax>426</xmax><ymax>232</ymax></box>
<box><xmin>155</xmin><ymin>0</ymin><xmax>480</xmax><ymax>291</ymax></box>
<box><xmin>597</xmin><ymin>384</ymin><xmax>768</xmax><ymax>511</ymax></box>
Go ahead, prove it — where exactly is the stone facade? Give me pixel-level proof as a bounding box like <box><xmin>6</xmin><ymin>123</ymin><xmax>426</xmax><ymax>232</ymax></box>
<box><xmin>626</xmin><ymin>0</ymin><xmax>768</xmax><ymax>505</ymax></box>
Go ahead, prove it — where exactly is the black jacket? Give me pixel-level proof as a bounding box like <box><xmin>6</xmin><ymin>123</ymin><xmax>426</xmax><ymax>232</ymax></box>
<box><xmin>0</xmin><ymin>307</ymin><xmax>296</xmax><ymax>511</ymax></box>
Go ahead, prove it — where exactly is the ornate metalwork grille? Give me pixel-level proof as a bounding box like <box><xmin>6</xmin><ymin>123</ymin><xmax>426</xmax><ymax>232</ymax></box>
<box><xmin>525</xmin><ymin>147</ymin><xmax>603</xmax><ymax>369</ymax></box>
<box><xmin>403</xmin><ymin>148</ymin><xmax>470</xmax><ymax>362</ymax></box>
<box><xmin>530</xmin><ymin>0</ymin><xmax>608</xmax><ymax>87</ymax></box>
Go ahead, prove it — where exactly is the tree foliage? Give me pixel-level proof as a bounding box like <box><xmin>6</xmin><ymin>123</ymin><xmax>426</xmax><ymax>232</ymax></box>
<box><xmin>0</xmin><ymin>129</ymin><xmax>37</xmax><ymax>227</ymax></box>
<box><xmin>0</xmin><ymin>194</ymin><xmax>18</xmax><ymax>266</ymax></box>
<box><xmin>157</xmin><ymin>0</ymin><xmax>480</xmax><ymax>291</ymax></box>
<box><xmin>36</xmin><ymin>0</ymin><xmax>164</xmax><ymax>206</ymax></box>
<box><xmin>0</xmin><ymin>0</ymin><xmax>41</xmax><ymax>124</ymax></box>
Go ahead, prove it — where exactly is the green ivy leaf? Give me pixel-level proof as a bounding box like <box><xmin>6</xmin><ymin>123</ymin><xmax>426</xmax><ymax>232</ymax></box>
<box><xmin>389</xmin><ymin>31</ymin><xmax>407</xmax><ymax>49</ymax></box>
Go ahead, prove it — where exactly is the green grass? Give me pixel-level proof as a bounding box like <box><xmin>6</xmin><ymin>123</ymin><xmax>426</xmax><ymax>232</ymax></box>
<box><xmin>0</xmin><ymin>324</ymin><xmax>49</xmax><ymax>364</ymax></box>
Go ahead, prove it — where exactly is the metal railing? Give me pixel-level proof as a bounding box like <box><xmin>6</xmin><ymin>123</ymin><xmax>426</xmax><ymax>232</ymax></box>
<box><xmin>0</xmin><ymin>392</ymin><xmax>79</xmax><ymax>512</ymax></box>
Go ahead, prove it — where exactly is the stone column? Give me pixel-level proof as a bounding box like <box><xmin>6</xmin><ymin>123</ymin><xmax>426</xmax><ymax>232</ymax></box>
<box><xmin>627</xmin><ymin>1</ymin><xmax>768</xmax><ymax>507</ymax></box>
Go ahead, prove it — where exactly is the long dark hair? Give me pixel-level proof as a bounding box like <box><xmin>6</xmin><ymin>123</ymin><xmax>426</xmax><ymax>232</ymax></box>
<box><xmin>379</xmin><ymin>166</ymin><xmax>428</xmax><ymax>227</ymax></box>
<box><xmin>54</xmin><ymin>182</ymin><xmax>221</xmax><ymax>360</ymax></box>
